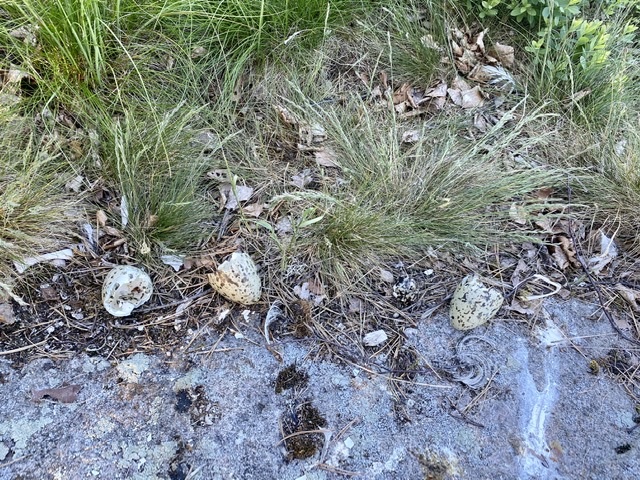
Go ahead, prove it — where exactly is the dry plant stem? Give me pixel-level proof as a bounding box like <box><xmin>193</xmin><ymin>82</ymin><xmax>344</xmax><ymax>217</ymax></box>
<box><xmin>446</xmin><ymin>396</ymin><xmax>485</xmax><ymax>428</ymax></box>
<box><xmin>0</xmin><ymin>340</ymin><xmax>47</xmax><ymax>356</ymax></box>
<box><xmin>0</xmin><ymin>456</ymin><xmax>29</xmax><ymax>468</ymax></box>
<box><xmin>275</xmin><ymin>428</ymin><xmax>332</xmax><ymax>446</ymax></box>
<box><xmin>315</xmin><ymin>463</ymin><xmax>362</xmax><ymax>476</ymax></box>
<box><xmin>567</xmin><ymin>184</ymin><xmax>640</xmax><ymax>347</ymax></box>
<box><xmin>137</xmin><ymin>289</ymin><xmax>209</xmax><ymax>313</ymax></box>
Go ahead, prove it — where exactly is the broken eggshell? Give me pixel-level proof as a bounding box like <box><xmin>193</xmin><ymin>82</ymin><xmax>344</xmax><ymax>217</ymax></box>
<box><xmin>207</xmin><ymin>252</ymin><xmax>261</xmax><ymax>305</ymax></box>
<box><xmin>450</xmin><ymin>274</ymin><xmax>503</xmax><ymax>331</ymax></box>
<box><xmin>102</xmin><ymin>265</ymin><xmax>153</xmax><ymax>317</ymax></box>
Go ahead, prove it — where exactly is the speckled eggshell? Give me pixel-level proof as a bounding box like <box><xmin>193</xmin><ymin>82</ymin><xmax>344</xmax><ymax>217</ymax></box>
<box><xmin>450</xmin><ymin>274</ymin><xmax>503</xmax><ymax>331</ymax></box>
<box><xmin>102</xmin><ymin>265</ymin><xmax>153</xmax><ymax>317</ymax></box>
<box><xmin>207</xmin><ymin>252</ymin><xmax>261</xmax><ymax>305</ymax></box>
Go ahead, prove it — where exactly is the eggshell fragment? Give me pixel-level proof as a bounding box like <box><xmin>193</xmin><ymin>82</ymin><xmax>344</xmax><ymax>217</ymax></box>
<box><xmin>450</xmin><ymin>274</ymin><xmax>503</xmax><ymax>330</ymax></box>
<box><xmin>102</xmin><ymin>266</ymin><xmax>153</xmax><ymax>317</ymax></box>
<box><xmin>208</xmin><ymin>252</ymin><xmax>261</xmax><ymax>305</ymax></box>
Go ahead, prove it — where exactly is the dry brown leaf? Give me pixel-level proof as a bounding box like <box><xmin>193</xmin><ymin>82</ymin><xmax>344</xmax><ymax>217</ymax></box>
<box><xmin>587</xmin><ymin>231</ymin><xmax>618</xmax><ymax>275</ymax></box>
<box><xmin>290</xmin><ymin>169</ymin><xmax>313</xmax><ymax>189</ymax></box>
<box><xmin>452</xmin><ymin>76</ymin><xmax>471</xmax><ymax>92</ymax></box>
<box><xmin>402</xmin><ymin>130</ymin><xmax>420</xmax><ymax>143</ymax></box>
<box><xmin>492</xmin><ymin>42</ymin><xmax>515</xmax><ymax>68</ymax></box>
<box><xmin>467</xmin><ymin>64</ymin><xmax>492</xmax><ymax>84</ymax></box>
<box><xmin>461</xmin><ymin>86</ymin><xmax>485</xmax><ymax>108</ymax></box>
<box><xmin>220</xmin><ymin>184</ymin><xmax>254</xmax><ymax>210</ymax></box>
<box><xmin>315</xmin><ymin>148</ymin><xmax>339</xmax><ymax>168</ymax></box>
<box><xmin>426</xmin><ymin>82</ymin><xmax>448</xmax><ymax>98</ymax></box>
<box><xmin>392</xmin><ymin>83</ymin><xmax>412</xmax><ymax>105</ymax></box>
<box><xmin>447</xmin><ymin>88</ymin><xmax>463</xmax><ymax>107</ymax></box>
<box><xmin>242</xmin><ymin>202</ymin><xmax>265</xmax><ymax>218</ymax></box>
<box><xmin>307</xmin><ymin>277</ymin><xmax>325</xmax><ymax>296</ymax></box>
<box><xmin>509</xmin><ymin>203</ymin><xmax>528</xmax><ymax>225</ymax></box>
<box><xmin>535</xmin><ymin>187</ymin><xmax>554</xmax><ymax>200</ymax></box>
<box><xmin>510</xmin><ymin>259</ymin><xmax>530</xmax><ymax>287</ymax></box>
<box><xmin>473</xmin><ymin>113</ymin><xmax>489</xmax><ymax>132</ymax></box>
<box><xmin>32</xmin><ymin>384</ymin><xmax>81</xmax><ymax>403</ymax></box>
<box><xmin>615</xmin><ymin>284</ymin><xmax>640</xmax><ymax>312</ymax></box>
<box><xmin>475</xmin><ymin>29</ymin><xmax>486</xmax><ymax>53</ymax></box>
<box><xmin>551</xmin><ymin>235</ymin><xmax>577</xmax><ymax>270</ymax></box>
<box><xmin>96</xmin><ymin>209</ymin><xmax>107</xmax><ymax>227</ymax></box>
<box><xmin>0</xmin><ymin>302</ymin><xmax>16</xmax><ymax>325</ymax></box>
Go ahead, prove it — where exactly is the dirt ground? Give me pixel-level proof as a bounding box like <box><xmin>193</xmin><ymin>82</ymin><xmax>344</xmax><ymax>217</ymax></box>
<box><xmin>1</xmin><ymin>295</ymin><xmax>639</xmax><ymax>480</ymax></box>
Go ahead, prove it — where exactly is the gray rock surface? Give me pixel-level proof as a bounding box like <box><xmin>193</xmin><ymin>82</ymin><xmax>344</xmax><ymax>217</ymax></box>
<box><xmin>1</xmin><ymin>298</ymin><xmax>638</xmax><ymax>479</ymax></box>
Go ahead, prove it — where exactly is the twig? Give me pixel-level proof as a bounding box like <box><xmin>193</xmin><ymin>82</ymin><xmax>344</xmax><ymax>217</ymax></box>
<box><xmin>446</xmin><ymin>396</ymin><xmax>485</xmax><ymax>428</ymax></box>
<box><xmin>0</xmin><ymin>340</ymin><xmax>47</xmax><ymax>356</ymax></box>
<box><xmin>0</xmin><ymin>455</ymin><xmax>29</xmax><ymax>468</ymax></box>
<box><xmin>315</xmin><ymin>463</ymin><xmax>362</xmax><ymax>476</ymax></box>
<box><xmin>137</xmin><ymin>290</ymin><xmax>209</xmax><ymax>313</ymax></box>
<box><xmin>275</xmin><ymin>428</ymin><xmax>332</xmax><ymax>446</ymax></box>
<box><xmin>566</xmin><ymin>181</ymin><xmax>640</xmax><ymax>347</ymax></box>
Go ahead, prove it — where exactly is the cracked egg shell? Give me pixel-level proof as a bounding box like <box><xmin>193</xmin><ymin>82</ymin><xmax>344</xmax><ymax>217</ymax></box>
<box><xmin>102</xmin><ymin>265</ymin><xmax>153</xmax><ymax>317</ymax></box>
<box><xmin>450</xmin><ymin>274</ymin><xmax>503</xmax><ymax>331</ymax></box>
<box><xmin>207</xmin><ymin>252</ymin><xmax>261</xmax><ymax>305</ymax></box>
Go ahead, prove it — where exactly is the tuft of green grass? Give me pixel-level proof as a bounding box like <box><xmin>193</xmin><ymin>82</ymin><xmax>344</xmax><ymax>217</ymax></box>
<box><xmin>247</xmin><ymin>79</ymin><xmax>567</xmax><ymax>287</ymax></box>
<box><xmin>97</xmin><ymin>103</ymin><xmax>216</xmax><ymax>258</ymax></box>
<box><xmin>0</xmin><ymin>114</ymin><xmax>76</xmax><ymax>278</ymax></box>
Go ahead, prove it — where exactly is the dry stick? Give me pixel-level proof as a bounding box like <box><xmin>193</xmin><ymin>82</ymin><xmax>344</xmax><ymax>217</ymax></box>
<box><xmin>0</xmin><ymin>340</ymin><xmax>47</xmax><ymax>356</ymax></box>
<box><xmin>275</xmin><ymin>428</ymin><xmax>333</xmax><ymax>446</ymax></box>
<box><xmin>566</xmin><ymin>182</ymin><xmax>640</xmax><ymax>347</ymax></box>
<box><xmin>137</xmin><ymin>290</ymin><xmax>209</xmax><ymax>313</ymax></box>
<box><xmin>446</xmin><ymin>396</ymin><xmax>485</xmax><ymax>428</ymax></box>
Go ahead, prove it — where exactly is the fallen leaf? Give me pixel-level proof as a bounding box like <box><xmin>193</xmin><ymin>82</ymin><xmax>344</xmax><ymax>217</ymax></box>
<box><xmin>32</xmin><ymin>384</ymin><xmax>82</xmax><ymax>403</ymax></box>
<box><xmin>96</xmin><ymin>209</ymin><xmax>108</xmax><ymax>227</ymax></box>
<box><xmin>348</xmin><ymin>297</ymin><xmax>363</xmax><ymax>313</ymax></box>
<box><xmin>315</xmin><ymin>148</ymin><xmax>339</xmax><ymax>168</ymax></box>
<box><xmin>220</xmin><ymin>184</ymin><xmax>254</xmax><ymax>210</ymax></box>
<box><xmin>402</xmin><ymin>130</ymin><xmax>421</xmax><ymax>143</ymax></box>
<box><xmin>447</xmin><ymin>88</ymin><xmax>463</xmax><ymax>106</ymax></box>
<box><xmin>242</xmin><ymin>202</ymin><xmax>265</xmax><ymax>217</ymax></box>
<box><xmin>615</xmin><ymin>284</ymin><xmax>640</xmax><ymax>312</ymax></box>
<box><xmin>509</xmin><ymin>203</ymin><xmax>528</xmax><ymax>225</ymax></box>
<box><xmin>161</xmin><ymin>255</ymin><xmax>185</xmax><ymax>272</ymax></box>
<box><xmin>379</xmin><ymin>269</ymin><xmax>395</xmax><ymax>283</ymax></box>
<box><xmin>363</xmin><ymin>330</ymin><xmax>388</xmax><ymax>347</ymax></box>
<box><xmin>426</xmin><ymin>82</ymin><xmax>448</xmax><ymax>98</ymax></box>
<box><xmin>14</xmin><ymin>248</ymin><xmax>74</xmax><ymax>274</ymax></box>
<box><xmin>65</xmin><ymin>175</ymin><xmax>84</xmax><ymax>192</ymax></box>
<box><xmin>452</xmin><ymin>76</ymin><xmax>471</xmax><ymax>91</ymax></box>
<box><xmin>290</xmin><ymin>169</ymin><xmax>313</xmax><ymax>189</ymax></box>
<box><xmin>460</xmin><ymin>86</ymin><xmax>485</xmax><ymax>108</ymax></box>
<box><xmin>492</xmin><ymin>42</ymin><xmax>515</xmax><ymax>68</ymax></box>
<box><xmin>0</xmin><ymin>302</ymin><xmax>16</xmax><ymax>325</ymax></box>
<box><xmin>587</xmin><ymin>231</ymin><xmax>618</xmax><ymax>275</ymax></box>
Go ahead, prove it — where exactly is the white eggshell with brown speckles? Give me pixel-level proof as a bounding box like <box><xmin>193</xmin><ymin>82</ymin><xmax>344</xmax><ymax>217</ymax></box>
<box><xmin>102</xmin><ymin>265</ymin><xmax>153</xmax><ymax>317</ymax></box>
<box><xmin>450</xmin><ymin>274</ymin><xmax>503</xmax><ymax>330</ymax></box>
<box><xmin>208</xmin><ymin>252</ymin><xmax>261</xmax><ymax>304</ymax></box>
